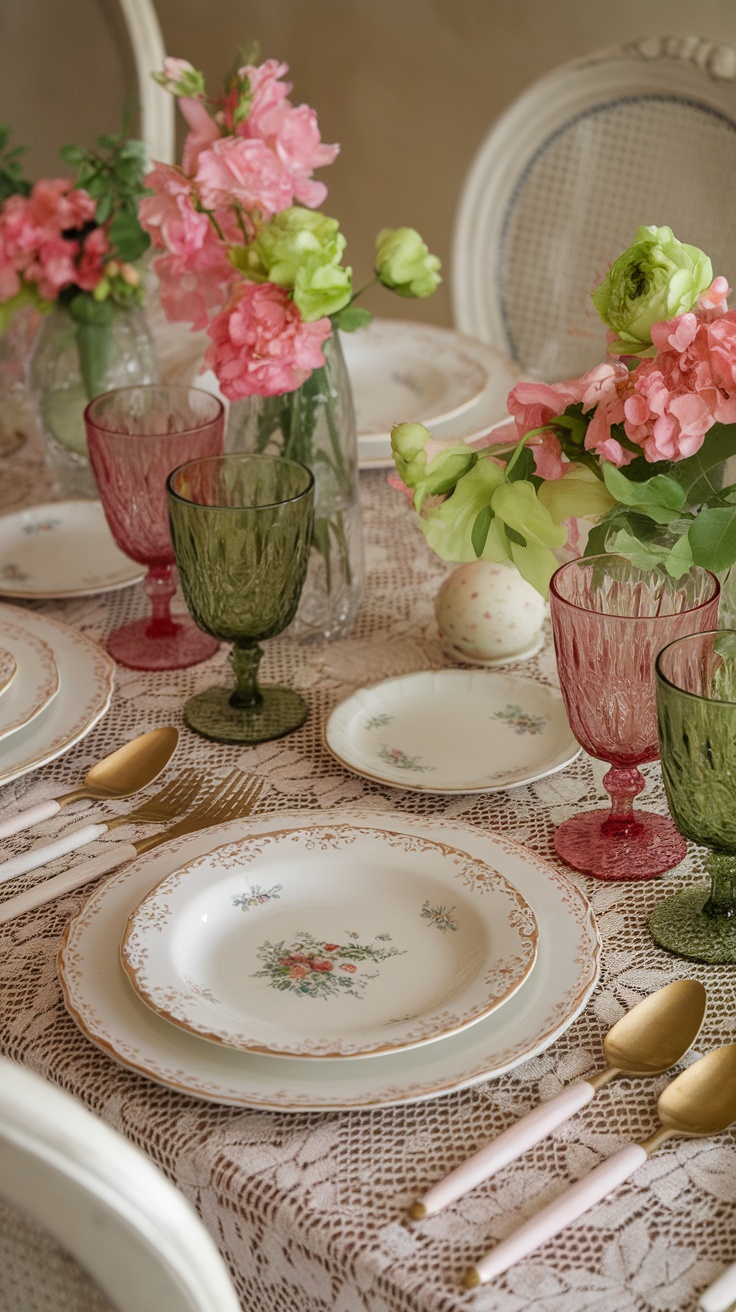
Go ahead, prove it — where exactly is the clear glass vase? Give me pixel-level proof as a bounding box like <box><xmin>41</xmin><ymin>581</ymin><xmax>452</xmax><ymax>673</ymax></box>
<box><xmin>227</xmin><ymin>332</ymin><xmax>365</xmax><ymax>642</ymax></box>
<box><xmin>28</xmin><ymin>304</ymin><xmax>158</xmax><ymax>498</ymax></box>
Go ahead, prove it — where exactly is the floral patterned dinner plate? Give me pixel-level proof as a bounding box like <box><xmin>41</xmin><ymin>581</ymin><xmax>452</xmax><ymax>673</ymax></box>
<box><xmin>121</xmin><ymin>824</ymin><xmax>539</xmax><ymax>1059</ymax></box>
<box><xmin>0</xmin><ymin>501</ymin><xmax>144</xmax><ymax>599</ymax></box>
<box><xmin>0</xmin><ymin>645</ymin><xmax>17</xmax><ymax>700</ymax></box>
<box><xmin>324</xmin><ymin>670</ymin><xmax>580</xmax><ymax>793</ymax></box>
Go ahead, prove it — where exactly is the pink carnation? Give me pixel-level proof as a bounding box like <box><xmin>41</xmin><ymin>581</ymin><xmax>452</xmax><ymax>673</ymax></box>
<box><xmin>29</xmin><ymin>179</ymin><xmax>96</xmax><ymax>231</ymax></box>
<box><xmin>195</xmin><ymin>137</ymin><xmax>292</xmax><ymax>218</ymax></box>
<box><xmin>204</xmin><ymin>281</ymin><xmax>331</xmax><ymax>398</ymax></box>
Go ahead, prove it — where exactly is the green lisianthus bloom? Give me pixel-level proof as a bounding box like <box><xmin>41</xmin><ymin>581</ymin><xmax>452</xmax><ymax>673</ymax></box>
<box><xmin>592</xmin><ymin>225</ymin><xmax>712</xmax><ymax>354</ymax></box>
<box><xmin>375</xmin><ymin>227</ymin><xmax>441</xmax><ymax>298</ymax></box>
<box><xmin>242</xmin><ymin>208</ymin><xmax>353</xmax><ymax>321</ymax></box>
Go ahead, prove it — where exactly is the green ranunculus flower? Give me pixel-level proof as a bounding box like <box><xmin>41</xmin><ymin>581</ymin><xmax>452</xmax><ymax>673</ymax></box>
<box><xmin>374</xmin><ymin>228</ymin><xmax>441</xmax><ymax>298</ymax></box>
<box><xmin>243</xmin><ymin>209</ymin><xmax>353</xmax><ymax>321</ymax></box>
<box><xmin>592</xmin><ymin>225</ymin><xmax>712</xmax><ymax>354</ymax></box>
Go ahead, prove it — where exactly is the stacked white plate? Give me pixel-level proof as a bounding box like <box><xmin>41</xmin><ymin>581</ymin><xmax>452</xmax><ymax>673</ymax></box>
<box><xmin>0</xmin><ymin>601</ymin><xmax>115</xmax><ymax>788</ymax></box>
<box><xmin>0</xmin><ymin>501</ymin><xmax>144</xmax><ymax>601</ymax></box>
<box><xmin>58</xmin><ymin>809</ymin><xmax>601</xmax><ymax>1111</ymax></box>
<box><xmin>341</xmin><ymin>319</ymin><xmax>520</xmax><ymax>469</ymax></box>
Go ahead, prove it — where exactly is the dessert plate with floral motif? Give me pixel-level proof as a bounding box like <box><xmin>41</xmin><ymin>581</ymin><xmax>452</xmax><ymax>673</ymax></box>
<box><xmin>0</xmin><ymin>501</ymin><xmax>144</xmax><ymax>599</ymax></box>
<box><xmin>58</xmin><ymin>809</ymin><xmax>600</xmax><ymax>1110</ymax></box>
<box><xmin>121</xmin><ymin>824</ymin><xmax>539</xmax><ymax>1059</ymax></box>
<box><xmin>325</xmin><ymin>671</ymin><xmax>580</xmax><ymax>793</ymax></box>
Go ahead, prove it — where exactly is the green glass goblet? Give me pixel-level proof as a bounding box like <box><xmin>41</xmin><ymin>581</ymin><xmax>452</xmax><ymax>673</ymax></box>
<box><xmin>650</xmin><ymin>629</ymin><xmax>736</xmax><ymax>963</ymax></box>
<box><xmin>167</xmin><ymin>454</ymin><xmax>314</xmax><ymax>744</ymax></box>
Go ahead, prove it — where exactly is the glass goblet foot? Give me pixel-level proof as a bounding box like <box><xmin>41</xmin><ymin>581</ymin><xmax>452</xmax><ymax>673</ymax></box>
<box><xmin>649</xmin><ymin>886</ymin><xmax>736</xmax><ymax>964</ymax></box>
<box><xmin>183</xmin><ymin>685</ymin><xmax>309</xmax><ymax>744</ymax></box>
<box><xmin>554</xmin><ymin>810</ymin><xmax>687</xmax><ymax>880</ymax></box>
<box><xmin>107</xmin><ymin>617</ymin><xmax>218</xmax><ymax>672</ymax></box>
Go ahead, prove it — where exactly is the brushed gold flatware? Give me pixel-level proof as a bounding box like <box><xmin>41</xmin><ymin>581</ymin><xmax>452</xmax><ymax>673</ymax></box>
<box><xmin>0</xmin><ymin>727</ymin><xmax>179</xmax><ymax>839</ymax></box>
<box><xmin>410</xmin><ymin>978</ymin><xmax>706</xmax><ymax>1220</ymax></box>
<box><xmin>0</xmin><ymin>770</ymin><xmax>202</xmax><ymax>883</ymax></box>
<box><xmin>463</xmin><ymin>1042</ymin><xmax>736</xmax><ymax>1289</ymax></box>
<box><xmin>0</xmin><ymin>772</ymin><xmax>265</xmax><ymax>924</ymax></box>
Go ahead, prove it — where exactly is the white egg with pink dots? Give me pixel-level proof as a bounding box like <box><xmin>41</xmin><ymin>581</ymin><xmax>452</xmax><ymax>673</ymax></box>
<box><xmin>435</xmin><ymin>561</ymin><xmax>546</xmax><ymax>665</ymax></box>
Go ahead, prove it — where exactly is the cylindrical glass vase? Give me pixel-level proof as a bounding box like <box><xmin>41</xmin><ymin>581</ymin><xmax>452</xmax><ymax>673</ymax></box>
<box><xmin>29</xmin><ymin>303</ymin><xmax>158</xmax><ymax>498</ymax></box>
<box><xmin>226</xmin><ymin>332</ymin><xmax>364</xmax><ymax>642</ymax></box>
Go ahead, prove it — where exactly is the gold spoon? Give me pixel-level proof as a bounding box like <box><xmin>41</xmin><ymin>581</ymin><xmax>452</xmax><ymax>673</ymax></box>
<box><xmin>0</xmin><ymin>727</ymin><xmax>179</xmax><ymax>840</ymax></box>
<box><xmin>463</xmin><ymin>1042</ymin><xmax>736</xmax><ymax>1288</ymax></box>
<box><xmin>410</xmin><ymin>979</ymin><xmax>706</xmax><ymax>1219</ymax></box>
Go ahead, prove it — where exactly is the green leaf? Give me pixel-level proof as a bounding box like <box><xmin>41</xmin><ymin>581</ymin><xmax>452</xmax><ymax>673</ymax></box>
<box><xmin>602</xmin><ymin>461</ymin><xmax>686</xmax><ymax>518</ymax></box>
<box><xmin>688</xmin><ymin>505</ymin><xmax>736</xmax><ymax>572</ymax></box>
<box><xmin>59</xmin><ymin>144</ymin><xmax>87</xmax><ymax>166</ymax></box>
<box><xmin>108</xmin><ymin>207</ymin><xmax>150</xmax><ymax>262</ymax></box>
<box><xmin>505</xmin><ymin>446</ymin><xmax>537</xmax><ymax>483</ymax></box>
<box><xmin>670</xmin><ymin>423</ymin><xmax>736</xmax><ymax>502</ymax></box>
<box><xmin>504</xmin><ymin>526</ymin><xmax>527</xmax><ymax>547</ymax></box>
<box><xmin>95</xmin><ymin>192</ymin><xmax>113</xmax><ymax>224</ymax></box>
<box><xmin>471</xmin><ymin>505</ymin><xmax>494</xmax><ymax>557</ymax></box>
<box><xmin>331</xmin><ymin>306</ymin><xmax>373</xmax><ymax>332</ymax></box>
<box><xmin>663</xmin><ymin>534</ymin><xmax>694</xmax><ymax>578</ymax></box>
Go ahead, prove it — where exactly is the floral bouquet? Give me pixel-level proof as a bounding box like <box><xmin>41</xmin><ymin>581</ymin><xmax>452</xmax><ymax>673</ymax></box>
<box><xmin>392</xmin><ymin>225</ymin><xmax>736</xmax><ymax>601</ymax></box>
<box><xmin>140</xmin><ymin>51</ymin><xmax>440</xmax><ymax>638</ymax></box>
<box><xmin>0</xmin><ymin>123</ymin><xmax>151</xmax><ymax>396</ymax></box>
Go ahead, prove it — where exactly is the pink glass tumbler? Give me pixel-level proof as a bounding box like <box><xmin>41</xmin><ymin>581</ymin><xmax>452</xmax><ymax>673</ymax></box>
<box><xmin>549</xmin><ymin>555</ymin><xmax>720</xmax><ymax>880</ymax></box>
<box><xmin>85</xmin><ymin>385</ymin><xmax>224</xmax><ymax>671</ymax></box>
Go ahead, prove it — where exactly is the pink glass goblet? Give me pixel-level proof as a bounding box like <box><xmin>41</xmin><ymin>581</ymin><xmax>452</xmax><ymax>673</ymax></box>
<box><xmin>85</xmin><ymin>385</ymin><xmax>224</xmax><ymax>670</ymax></box>
<box><xmin>549</xmin><ymin>555</ymin><xmax>720</xmax><ymax>881</ymax></box>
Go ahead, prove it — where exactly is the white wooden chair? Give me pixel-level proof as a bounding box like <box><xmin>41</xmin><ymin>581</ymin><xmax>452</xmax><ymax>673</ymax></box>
<box><xmin>0</xmin><ymin>1058</ymin><xmax>242</xmax><ymax>1312</ymax></box>
<box><xmin>100</xmin><ymin>0</ymin><xmax>175</xmax><ymax>163</ymax></box>
<box><xmin>452</xmin><ymin>35</ymin><xmax>736</xmax><ymax>382</ymax></box>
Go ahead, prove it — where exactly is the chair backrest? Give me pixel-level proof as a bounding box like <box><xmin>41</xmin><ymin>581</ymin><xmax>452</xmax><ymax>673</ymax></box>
<box><xmin>101</xmin><ymin>0</ymin><xmax>175</xmax><ymax>163</ymax></box>
<box><xmin>452</xmin><ymin>35</ymin><xmax>736</xmax><ymax>382</ymax></box>
<box><xmin>0</xmin><ymin>1059</ymin><xmax>242</xmax><ymax>1312</ymax></box>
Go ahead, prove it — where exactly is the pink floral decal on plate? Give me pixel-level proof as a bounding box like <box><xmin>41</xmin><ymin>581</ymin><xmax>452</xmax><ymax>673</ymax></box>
<box><xmin>232</xmin><ymin>882</ymin><xmax>282</xmax><ymax>911</ymax></box>
<box><xmin>377</xmin><ymin>743</ymin><xmax>435</xmax><ymax>772</ymax></box>
<box><xmin>252</xmin><ymin>931</ymin><xmax>404</xmax><ymax>999</ymax></box>
<box><xmin>493</xmin><ymin>702</ymin><xmax>546</xmax><ymax>735</ymax></box>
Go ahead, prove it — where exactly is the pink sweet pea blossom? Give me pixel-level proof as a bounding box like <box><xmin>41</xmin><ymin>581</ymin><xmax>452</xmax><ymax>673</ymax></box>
<box><xmin>139</xmin><ymin>163</ymin><xmax>211</xmax><ymax>256</ymax></box>
<box><xmin>204</xmin><ymin>282</ymin><xmax>332</xmax><ymax>398</ymax></box>
<box><xmin>239</xmin><ymin>59</ymin><xmax>339</xmax><ymax>209</ymax></box>
<box><xmin>195</xmin><ymin>137</ymin><xmax>292</xmax><ymax>217</ymax></box>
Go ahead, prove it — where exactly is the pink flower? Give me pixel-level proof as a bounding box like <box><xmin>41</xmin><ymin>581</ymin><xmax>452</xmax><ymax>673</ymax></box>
<box><xmin>240</xmin><ymin>59</ymin><xmax>339</xmax><ymax>209</ymax></box>
<box><xmin>179</xmin><ymin>97</ymin><xmax>220</xmax><ymax>174</ymax></box>
<box><xmin>195</xmin><ymin>137</ymin><xmax>292</xmax><ymax>217</ymax></box>
<box><xmin>340</xmin><ymin>963</ymin><xmax>357</xmax><ymax>973</ymax></box>
<box><xmin>153</xmin><ymin>243</ymin><xmax>236</xmax><ymax>331</ymax></box>
<box><xmin>205</xmin><ymin>282</ymin><xmax>331</xmax><ymax>398</ymax></box>
<box><xmin>75</xmin><ymin>227</ymin><xmax>110</xmax><ymax>291</ymax></box>
<box><xmin>242</xmin><ymin>60</ymin><xmax>293</xmax><ymax>140</ymax></box>
<box><xmin>27</xmin><ymin>235</ymin><xmax>80</xmax><ymax>299</ymax></box>
<box><xmin>140</xmin><ymin>163</ymin><xmax>211</xmax><ymax>256</ymax></box>
<box><xmin>28</xmin><ymin>179</ymin><xmax>96</xmax><ymax>232</ymax></box>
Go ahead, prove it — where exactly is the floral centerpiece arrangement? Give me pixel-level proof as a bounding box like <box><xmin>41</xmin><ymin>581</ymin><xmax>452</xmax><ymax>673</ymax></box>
<box><xmin>140</xmin><ymin>51</ymin><xmax>441</xmax><ymax>638</ymax></box>
<box><xmin>0</xmin><ymin>123</ymin><xmax>154</xmax><ymax>485</ymax></box>
<box><xmin>391</xmin><ymin>225</ymin><xmax>736</xmax><ymax>601</ymax></box>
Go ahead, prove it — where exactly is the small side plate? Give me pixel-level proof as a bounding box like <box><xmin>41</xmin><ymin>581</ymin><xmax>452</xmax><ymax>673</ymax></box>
<box><xmin>0</xmin><ymin>501</ymin><xmax>145</xmax><ymax>599</ymax></box>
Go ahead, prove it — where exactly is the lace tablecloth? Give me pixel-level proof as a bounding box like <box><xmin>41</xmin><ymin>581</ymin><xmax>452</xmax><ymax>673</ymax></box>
<box><xmin>0</xmin><ymin>442</ymin><xmax>735</xmax><ymax>1312</ymax></box>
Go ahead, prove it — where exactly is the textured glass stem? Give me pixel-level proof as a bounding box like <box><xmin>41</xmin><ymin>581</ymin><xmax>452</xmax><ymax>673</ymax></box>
<box><xmin>601</xmin><ymin>765</ymin><xmax>646</xmax><ymax>833</ymax></box>
<box><xmin>704</xmin><ymin>851</ymin><xmax>736</xmax><ymax>920</ymax></box>
<box><xmin>144</xmin><ymin>566</ymin><xmax>178</xmax><ymax>639</ymax></box>
<box><xmin>229</xmin><ymin>643</ymin><xmax>264</xmax><ymax>709</ymax></box>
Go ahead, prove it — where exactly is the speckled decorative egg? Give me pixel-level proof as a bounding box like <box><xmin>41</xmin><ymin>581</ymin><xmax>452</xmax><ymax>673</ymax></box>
<box><xmin>435</xmin><ymin>561</ymin><xmax>546</xmax><ymax>665</ymax></box>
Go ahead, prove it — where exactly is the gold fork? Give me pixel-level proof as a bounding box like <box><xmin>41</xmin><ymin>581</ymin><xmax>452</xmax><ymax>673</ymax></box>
<box><xmin>0</xmin><ymin>772</ymin><xmax>204</xmax><ymax>884</ymax></box>
<box><xmin>0</xmin><ymin>773</ymin><xmax>266</xmax><ymax>924</ymax></box>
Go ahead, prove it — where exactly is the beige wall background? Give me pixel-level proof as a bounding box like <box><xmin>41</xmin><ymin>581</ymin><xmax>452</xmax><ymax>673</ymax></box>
<box><xmin>3</xmin><ymin>0</ymin><xmax>736</xmax><ymax>326</ymax></box>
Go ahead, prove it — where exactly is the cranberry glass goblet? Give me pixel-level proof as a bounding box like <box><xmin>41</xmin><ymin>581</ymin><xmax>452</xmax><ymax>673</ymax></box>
<box><xmin>549</xmin><ymin>555</ymin><xmax>720</xmax><ymax>880</ymax></box>
<box><xmin>85</xmin><ymin>385</ymin><xmax>224</xmax><ymax>670</ymax></box>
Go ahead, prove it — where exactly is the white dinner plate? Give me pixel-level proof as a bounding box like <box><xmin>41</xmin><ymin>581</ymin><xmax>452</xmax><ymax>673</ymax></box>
<box><xmin>349</xmin><ymin>322</ymin><xmax>520</xmax><ymax>469</ymax></box>
<box><xmin>58</xmin><ymin>809</ymin><xmax>601</xmax><ymax>1111</ymax></box>
<box><xmin>0</xmin><ymin>604</ymin><xmax>115</xmax><ymax>787</ymax></box>
<box><xmin>0</xmin><ymin>646</ymin><xmax>17</xmax><ymax>699</ymax></box>
<box><xmin>0</xmin><ymin>501</ymin><xmax>145</xmax><ymax>599</ymax></box>
<box><xmin>343</xmin><ymin>319</ymin><xmax>489</xmax><ymax>437</ymax></box>
<box><xmin>325</xmin><ymin>671</ymin><xmax>580</xmax><ymax>793</ymax></box>
<box><xmin>121</xmin><ymin>824</ymin><xmax>538</xmax><ymax>1059</ymax></box>
<box><xmin>0</xmin><ymin>618</ymin><xmax>60</xmax><ymax>744</ymax></box>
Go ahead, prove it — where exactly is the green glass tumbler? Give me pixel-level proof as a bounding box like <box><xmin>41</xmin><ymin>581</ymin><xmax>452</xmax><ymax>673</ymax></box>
<box><xmin>651</xmin><ymin>629</ymin><xmax>736</xmax><ymax>963</ymax></box>
<box><xmin>167</xmin><ymin>454</ymin><xmax>314</xmax><ymax>744</ymax></box>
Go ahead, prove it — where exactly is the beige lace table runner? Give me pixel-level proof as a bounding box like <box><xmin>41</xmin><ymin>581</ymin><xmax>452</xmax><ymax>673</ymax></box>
<box><xmin>0</xmin><ymin>442</ymin><xmax>734</xmax><ymax>1312</ymax></box>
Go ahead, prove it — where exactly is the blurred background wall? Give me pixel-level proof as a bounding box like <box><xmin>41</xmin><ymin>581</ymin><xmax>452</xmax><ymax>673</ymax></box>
<box><xmin>2</xmin><ymin>0</ymin><xmax>736</xmax><ymax>326</ymax></box>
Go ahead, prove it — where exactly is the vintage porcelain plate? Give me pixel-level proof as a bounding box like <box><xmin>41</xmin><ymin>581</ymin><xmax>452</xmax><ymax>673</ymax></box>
<box><xmin>0</xmin><ymin>646</ymin><xmax>17</xmax><ymax>699</ymax></box>
<box><xmin>121</xmin><ymin>825</ymin><xmax>539</xmax><ymax>1059</ymax></box>
<box><xmin>58</xmin><ymin>809</ymin><xmax>601</xmax><ymax>1111</ymax></box>
<box><xmin>0</xmin><ymin>617</ymin><xmax>60</xmax><ymax>744</ymax></box>
<box><xmin>0</xmin><ymin>603</ymin><xmax>115</xmax><ymax>786</ymax></box>
<box><xmin>325</xmin><ymin>671</ymin><xmax>580</xmax><ymax>793</ymax></box>
<box><xmin>0</xmin><ymin>501</ymin><xmax>145</xmax><ymax>599</ymax></box>
<box><xmin>342</xmin><ymin>320</ymin><xmax>489</xmax><ymax>438</ymax></box>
